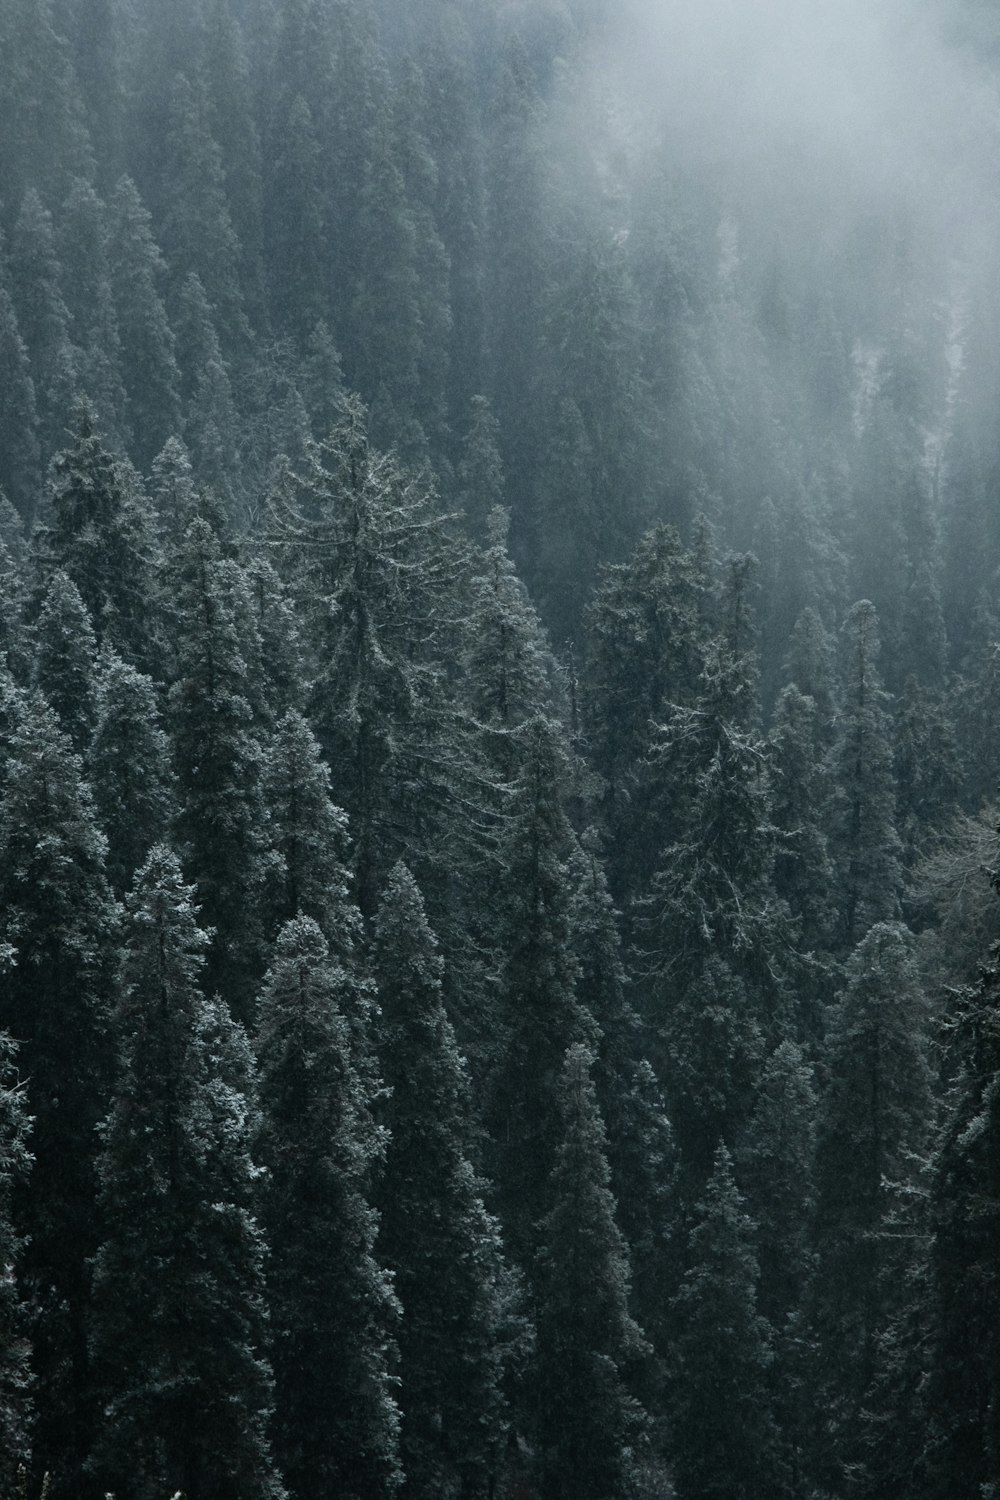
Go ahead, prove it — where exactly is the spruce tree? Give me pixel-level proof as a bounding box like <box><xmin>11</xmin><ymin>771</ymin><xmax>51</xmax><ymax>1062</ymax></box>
<box><xmin>90</xmin><ymin>846</ymin><xmax>283</xmax><ymax>1500</ymax></box>
<box><xmin>533</xmin><ymin>1043</ymin><xmax>649</xmax><ymax>1500</ymax></box>
<box><xmin>374</xmin><ymin>864</ymin><xmax>513</xmax><ymax>1499</ymax></box>
<box><xmin>255</xmin><ymin>914</ymin><xmax>401</xmax><ymax>1500</ymax></box>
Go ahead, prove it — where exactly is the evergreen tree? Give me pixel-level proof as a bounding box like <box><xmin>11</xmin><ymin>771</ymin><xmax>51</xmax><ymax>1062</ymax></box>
<box><xmin>0</xmin><ymin>1029</ymin><xmax>32</xmax><ymax>1500</ymax></box>
<box><xmin>160</xmin><ymin>70</ymin><xmax>248</xmax><ymax>354</ymax></box>
<box><xmin>669</xmin><ymin>1144</ymin><xmax>783</xmax><ymax>1500</ymax></box>
<box><xmin>173</xmin><ymin>270</ymin><xmax>243</xmax><ymax>515</ymax></box>
<box><xmin>56</xmin><ymin>178</ymin><xmax>128</xmax><ymax>450</ymax></box>
<box><xmin>90</xmin><ymin>846</ymin><xmax>283</xmax><ymax>1500</ymax></box>
<box><xmin>38</xmin><ymin>401</ymin><xmax>160</xmax><ymax>670</ymax></box>
<box><xmin>169</xmin><ymin>517</ymin><xmax>275</xmax><ymax>1018</ymax></box>
<box><xmin>830</xmin><ymin>601</ymin><xmax>903</xmax><ymax>950</ymax></box>
<box><xmin>255</xmin><ymin>914</ymin><xmax>401</xmax><ymax>1500</ymax></box>
<box><xmin>9</xmin><ymin>189</ymin><xmax>79</xmax><ymax>459</ymax></box>
<box><xmin>107</xmin><ymin>176</ymin><xmax>182</xmax><ymax>469</ymax></box>
<box><xmin>489</xmin><ymin>716</ymin><xmax>593</xmax><ymax>1268</ymax></box>
<box><xmin>267</xmin><ymin>401</ymin><xmax>469</xmax><ymax>919</ymax></box>
<box><xmin>374</xmin><ymin>863</ymin><xmax>512</xmax><ymax>1499</ymax></box>
<box><xmin>31</xmin><ymin>568</ymin><xmax>98</xmax><ymax>753</ymax></box>
<box><xmin>89</xmin><ymin>649</ymin><xmax>176</xmax><ymax>896</ymax></box>
<box><xmin>0</xmin><ymin>691</ymin><xmax>118</xmax><ymax>1493</ymax></box>
<box><xmin>533</xmin><ymin>1042</ymin><xmax>649</xmax><ymax>1500</ymax></box>
<box><xmin>811</xmin><ymin>922</ymin><xmax>933</xmax><ymax>1493</ymax></box>
<box><xmin>0</xmin><ymin>278</ymin><xmax>41</xmax><ymax>523</ymax></box>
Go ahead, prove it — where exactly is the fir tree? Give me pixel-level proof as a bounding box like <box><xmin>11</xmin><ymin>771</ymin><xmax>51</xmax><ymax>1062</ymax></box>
<box><xmin>90</xmin><ymin>846</ymin><xmax>283</xmax><ymax>1500</ymax></box>
<box><xmin>255</xmin><ymin>914</ymin><xmax>401</xmax><ymax>1500</ymax></box>
<box><xmin>9</xmin><ymin>189</ymin><xmax>78</xmax><ymax>459</ymax></box>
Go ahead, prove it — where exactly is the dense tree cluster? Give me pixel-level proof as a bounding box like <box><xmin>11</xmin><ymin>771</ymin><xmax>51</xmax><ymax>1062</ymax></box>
<box><xmin>2</xmin><ymin>0</ymin><xmax>1000</xmax><ymax>1497</ymax></box>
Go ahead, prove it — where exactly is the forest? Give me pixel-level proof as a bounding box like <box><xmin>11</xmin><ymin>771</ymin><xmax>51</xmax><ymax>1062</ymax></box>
<box><xmin>2</xmin><ymin>0</ymin><xmax>1000</xmax><ymax>1496</ymax></box>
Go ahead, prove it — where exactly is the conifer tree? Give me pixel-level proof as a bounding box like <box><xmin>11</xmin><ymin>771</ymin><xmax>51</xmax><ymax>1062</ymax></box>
<box><xmin>56</xmin><ymin>179</ymin><xmax>128</xmax><ymax>450</ymax></box>
<box><xmin>0</xmin><ymin>280</ymin><xmax>41</xmax><ymax>523</ymax></box>
<box><xmin>489</xmin><ymin>716</ymin><xmax>593</xmax><ymax>1268</ymax></box>
<box><xmin>170</xmin><ymin>517</ymin><xmax>275</xmax><ymax>1018</ymax></box>
<box><xmin>769</xmin><ymin>683</ymin><xmax>835</xmax><ymax>979</ymax></box>
<box><xmin>255</xmin><ymin>914</ymin><xmax>401</xmax><ymax>1500</ymax></box>
<box><xmin>669</xmin><ymin>1144</ymin><xmax>783</xmax><ymax>1500</ymax></box>
<box><xmin>9</xmin><ymin>189</ymin><xmax>79</xmax><ymax>458</ymax></box>
<box><xmin>160</xmin><ymin>70</ymin><xmax>248</xmax><ymax>354</ymax></box>
<box><xmin>0</xmin><ymin>691</ymin><xmax>118</xmax><ymax>1492</ymax></box>
<box><xmin>0</xmin><ymin>1029</ymin><xmax>32</xmax><ymax>1500</ymax></box>
<box><xmin>374</xmin><ymin>863</ymin><xmax>513</xmax><ymax>1499</ymax></box>
<box><xmin>811</xmin><ymin>922</ymin><xmax>933</xmax><ymax>1492</ymax></box>
<box><xmin>107</xmin><ymin>176</ymin><xmax>182</xmax><ymax>468</ymax></box>
<box><xmin>89</xmin><ymin>649</ymin><xmax>175</xmax><ymax>896</ymax></box>
<box><xmin>830</xmin><ymin>601</ymin><xmax>903</xmax><ymax>950</ymax></box>
<box><xmin>174</xmin><ymin>271</ymin><xmax>244</xmax><ymax>517</ymax></box>
<box><xmin>925</xmin><ymin>918</ymin><xmax>1000</xmax><ymax>1500</ymax></box>
<box><xmin>31</xmin><ymin>569</ymin><xmax>98</xmax><ymax>753</ymax></box>
<box><xmin>90</xmin><ymin>846</ymin><xmax>283</xmax><ymax>1500</ymax></box>
<box><xmin>267</xmin><ymin>401</ymin><xmax>469</xmax><ymax>918</ymax></box>
<box><xmin>37</xmin><ymin>402</ymin><xmax>160</xmax><ymax>670</ymax></box>
<box><xmin>533</xmin><ymin>1042</ymin><xmax>649</xmax><ymax>1500</ymax></box>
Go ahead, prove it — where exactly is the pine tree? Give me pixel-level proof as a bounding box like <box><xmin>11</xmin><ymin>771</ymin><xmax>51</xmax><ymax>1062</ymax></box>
<box><xmin>89</xmin><ymin>846</ymin><xmax>283</xmax><ymax>1500</ymax></box>
<box><xmin>533</xmin><ymin>1043</ymin><xmax>649</xmax><ymax>1500</ymax></box>
<box><xmin>89</xmin><ymin>649</ymin><xmax>175</xmax><ymax>896</ymax></box>
<box><xmin>669</xmin><ymin>1144</ymin><xmax>783</xmax><ymax>1500</ymax></box>
<box><xmin>374</xmin><ymin>864</ymin><xmax>513</xmax><ymax>1499</ymax></box>
<box><xmin>0</xmin><ymin>691</ymin><xmax>118</xmax><ymax>1492</ymax></box>
<box><xmin>0</xmin><ymin>1028</ymin><xmax>32</xmax><ymax>1500</ymax></box>
<box><xmin>255</xmin><ymin>914</ymin><xmax>401</xmax><ymax>1500</ymax></box>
